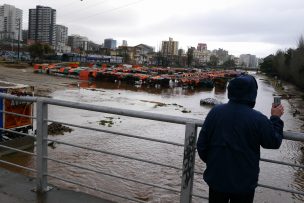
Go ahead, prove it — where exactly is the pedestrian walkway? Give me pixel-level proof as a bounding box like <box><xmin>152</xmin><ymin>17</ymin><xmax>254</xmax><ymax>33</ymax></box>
<box><xmin>0</xmin><ymin>168</ymin><xmax>115</xmax><ymax>203</ymax></box>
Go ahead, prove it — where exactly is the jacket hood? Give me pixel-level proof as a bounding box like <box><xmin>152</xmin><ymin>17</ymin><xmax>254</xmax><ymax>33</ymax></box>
<box><xmin>228</xmin><ymin>74</ymin><xmax>258</xmax><ymax>108</ymax></box>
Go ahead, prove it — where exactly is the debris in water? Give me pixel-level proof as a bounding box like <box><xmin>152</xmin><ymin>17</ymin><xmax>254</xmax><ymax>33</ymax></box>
<box><xmin>200</xmin><ymin>98</ymin><xmax>222</xmax><ymax>106</ymax></box>
<box><xmin>87</xmin><ymin>88</ymin><xmax>106</xmax><ymax>92</ymax></box>
<box><xmin>293</xmin><ymin>109</ymin><xmax>301</xmax><ymax>117</ymax></box>
<box><xmin>98</xmin><ymin>116</ymin><xmax>121</xmax><ymax>127</ymax></box>
<box><xmin>154</xmin><ymin>103</ymin><xmax>166</xmax><ymax>108</ymax></box>
<box><xmin>48</xmin><ymin>122</ymin><xmax>73</xmax><ymax>135</ymax></box>
<box><xmin>181</xmin><ymin>109</ymin><xmax>191</xmax><ymax>113</ymax></box>
<box><xmin>140</xmin><ymin>100</ymin><xmax>167</xmax><ymax>108</ymax></box>
<box><xmin>48</xmin><ymin>141</ymin><xmax>57</xmax><ymax>149</ymax></box>
<box><xmin>99</xmin><ymin>120</ymin><xmax>114</xmax><ymax>127</ymax></box>
<box><xmin>171</xmin><ymin>103</ymin><xmax>184</xmax><ymax>108</ymax></box>
<box><xmin>141</xmin><ymin>100</ymin><xmax>185</xmax><ymax>109</ymax></box>
<box><xmin>140</xmin><ymin>99</ymin><xmax>191</xmax><ymax>113</ymax></box>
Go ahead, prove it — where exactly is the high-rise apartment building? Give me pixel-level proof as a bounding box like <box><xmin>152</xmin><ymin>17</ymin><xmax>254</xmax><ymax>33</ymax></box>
<box><xmin>161</xmin><ymin>37</ymin><xmax>178</xmax><ymax>56</ymax></box>
<box><xmin>104</xmin><ymin>38</ymin><xmax>117</xmax><ymax>49</ymax></box>
<box><xmin>0</xmin><ymin>4</ymin><xmax>22</xmax><ymax>41</ymax></box>
<box><xmin>55</xmin><ymin>25</ymin><xmax>70</xmax><ymax>53</ymax></box>
<box><xmin>240</xmin><ymin>54</ymin><xmax>257</xmax><ymax>68</ymax></box>
<box><xmin>197</xmin><ymin>43</ymin><xmax>207</xmax><ymax>51</ymax></box>
<box><xmin>193</xmin><ymin>49</ymin><xmax>211</xmax><ymax>65</ymax></box>
<box><xmin>212</xmin><ymin>48</ymin><xmax>229</xmax><ymax>65</ymax></box>
<box><xmin>28</xmin><ymin>5</ymin><xmax>56</xmax><ymax>45</ymax></box>
<box><xmin>56</xmin><ymin>24</ymin><xmax>68</xmax><ymax>45</ymax></box>
<box><xmin>122</xmin><ymin>40</ymin><xmax>128</xmax><ymax>46</ymax></box>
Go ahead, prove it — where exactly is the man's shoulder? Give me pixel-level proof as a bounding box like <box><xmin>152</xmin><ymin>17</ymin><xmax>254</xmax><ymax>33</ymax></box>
<box><xmin>251</xmin><ymin>108</ymin><xmax>269</xmax><ymax>120</ymax></box>
<box><xmin>212</xmin><ymin>103</ymin><xmax>227</xmax><ymax>110</ymax></box>
<box><xmin>208</xmin><ymin>104</ymin><xmax>227</xmax><ymax>114</ymax></box>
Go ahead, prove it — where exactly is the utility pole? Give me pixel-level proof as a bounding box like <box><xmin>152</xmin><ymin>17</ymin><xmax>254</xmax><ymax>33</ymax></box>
<box><xmin>11</xmin><ymin>32</ymin><xmax>14</xmax><ymax>52</ymax></box>
<box><xmin>17</xmin><ymin>18</ymin><xmax>21</xmax><ymax>60</ymax></box>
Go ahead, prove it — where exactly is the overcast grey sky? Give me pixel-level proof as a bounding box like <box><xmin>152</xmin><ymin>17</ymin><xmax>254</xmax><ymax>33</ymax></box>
<box><xmin>4</xmin><ymin>0</ymin><xmax>304</xmax><ymax>57</ymax></box>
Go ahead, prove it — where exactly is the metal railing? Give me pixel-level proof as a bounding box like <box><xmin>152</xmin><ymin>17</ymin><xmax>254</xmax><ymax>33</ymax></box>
<box><xmin>0</xmin><ymin>92</ymin><xmax>304</xmax><ymax>202</ymax></box>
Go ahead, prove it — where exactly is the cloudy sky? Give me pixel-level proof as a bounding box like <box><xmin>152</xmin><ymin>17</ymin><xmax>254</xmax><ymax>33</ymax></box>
<box><xmin>5</xmin><ymin>0</ymin><xmax>304</xmax><ymax>57</ymax></box>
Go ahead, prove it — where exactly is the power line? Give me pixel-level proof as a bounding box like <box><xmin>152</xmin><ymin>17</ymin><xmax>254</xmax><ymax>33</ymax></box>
<box><xmin>65</xmin><ymin>0</ymin><xmax>145</xmax><ymax>23</ymax></box>
<box><xmin>19</xmin><ymin>0</ymin><xmax>146</xmax><ymax>43</ymax></box>
<box><xmin>58</xmin><ymin>0</ymin><xmax>108</xmax><ymax>18</ymax></box>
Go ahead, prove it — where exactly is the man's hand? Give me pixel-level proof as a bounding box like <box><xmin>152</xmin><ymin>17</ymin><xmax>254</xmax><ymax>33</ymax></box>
<box><xmin>271</xmin><ymin>104</ymin><xmax>284</xmax><ymax>117</ymax></box>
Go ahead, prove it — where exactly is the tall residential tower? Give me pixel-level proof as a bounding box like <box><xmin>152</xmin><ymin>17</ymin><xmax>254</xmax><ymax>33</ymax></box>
<box><xmin>0</xmin><ymin>4</ymin><xmax>22</xmax><ymax>41</ymax></box>
<box><xmin>28</xmin><ymin>5</ymin><xmax>56</xmax><ymax>45</ymax></box>
<box><xmin>104</xmin><ymin>38</ymin><xmax>117</xmax><ymax>49</ymax></box>
<box><xmin>55</xmin><ymin>24</ymin><xmax>70</xmax><ymax>52</ymax></box>
<box><xmin>161</xmin><ymin>37</ymin><xmax>178</xmax><ymax>56</ymax></box>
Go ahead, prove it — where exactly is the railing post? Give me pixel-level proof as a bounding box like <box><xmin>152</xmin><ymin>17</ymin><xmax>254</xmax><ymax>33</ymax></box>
<box><xmin>180</xmin><ymin>123</ymin><xmax>197</xmax><ymax>203</ymax></box>
<box><xmin>36</xmin><ymin>98</ymin><xmax>48</xmax><ymax>192</ymax></box>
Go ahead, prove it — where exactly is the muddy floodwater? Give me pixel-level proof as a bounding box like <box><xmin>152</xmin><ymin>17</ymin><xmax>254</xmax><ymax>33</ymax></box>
<box><xmin>1</xmin><ymin>71</ymin><xmax>304</xmax><ymax>203</ymax></box>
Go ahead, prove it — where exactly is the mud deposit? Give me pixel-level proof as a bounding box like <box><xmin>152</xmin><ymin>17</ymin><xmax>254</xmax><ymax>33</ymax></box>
<box><xmin>48</xmin><ymin>123</ymin><xmax>73</xmax><ymax>135</ymax></box>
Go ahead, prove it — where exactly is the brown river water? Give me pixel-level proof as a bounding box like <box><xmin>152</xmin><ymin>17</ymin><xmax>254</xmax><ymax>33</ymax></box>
<box><xmin>1</xmin><ymin>72</ymin><xmax>304</xmax><ymax>203</ymax></box>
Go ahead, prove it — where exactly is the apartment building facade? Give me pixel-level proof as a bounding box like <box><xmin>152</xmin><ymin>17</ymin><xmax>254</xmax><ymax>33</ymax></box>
<box><xmin>197</xmin><ymin>43</ymin><xmax>207</xmax><ymax>51</ymax></box>
<box><xmin>240</xmin><ymin>54</ymin><xmax>258</xmax><ymax>68</ymax></box>
<box><xmin>0</xmin><ymin>4</ymin><xmax>22</xmax><ymax>41</ymax></box>
<box><xmin>55</xmin><ymin>24</ymin><xmax>71</xmax><ymax>52</ymax></box>
<box><xmin>68</xmin><ymin>34</ymin><xmax>88</xmax><ymax>51</ymax></box>
<box><xmin>161</xmin><ymin>37</ymin><xmax>178</xmax><ymax>56</ymax></box>
<box><xmin>28</xmin><ymin>5</ymin><xmax>56</xmax><ymax>45</ymax></box>
<box><xmin>104</xmin><ymin>38</ymin><xmax>117</xmax><ymax>49</ymax></box>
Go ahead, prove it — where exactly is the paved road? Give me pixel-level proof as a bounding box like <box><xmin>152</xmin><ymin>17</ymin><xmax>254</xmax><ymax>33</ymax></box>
<box><xmin>0</xmin><ymin>168</ymin><xmax>115</xmax><ymax>203</ymax></box>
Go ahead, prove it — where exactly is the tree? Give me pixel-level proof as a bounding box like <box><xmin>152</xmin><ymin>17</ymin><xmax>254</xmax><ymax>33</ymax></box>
<box><xmin>223</xmin><ymin>59</ymin><xmax>236</xmax><ymax>68</ymax></box>
<box><xmin>208</xmin><ymin>55</ymin><xmax>219</xmax><ymax>67</ymax></box>
<box><xmin>259</xmin><ymin>55</ymin><xmax>274</xmax><ymax>74</ymax></box>
<box><xmin>297</xmin><ymin>35</ymin><xmax>304</xmax><ymax>51</ymax></box>
<box><xmin>120</xmin><ymin>46</ymin><xmax>130</xmax><ymax>64</ymax></box>
<box><xmin>260</xmin><ymin>35</ymin><xmax>304</xmax><ymax>88</ymax></box>
<box><xmin>186</xmin><ymin>47</ymin><xmax>194</xmax><ymax>67</ymax></box>
<box><xmin>28</xmin><ymin>43</ymin><xmax>54</xmax><ymax>60</ymax></box>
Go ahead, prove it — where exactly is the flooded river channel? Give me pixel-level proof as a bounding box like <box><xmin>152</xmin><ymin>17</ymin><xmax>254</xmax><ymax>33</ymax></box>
<box><xmin>1</xmin><ymin>72</ymin><xmax>304</xmax><ymax>203</ymax></box>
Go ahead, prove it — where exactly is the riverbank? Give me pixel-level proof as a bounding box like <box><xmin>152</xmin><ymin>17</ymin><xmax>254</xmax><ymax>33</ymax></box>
<box><xmin>259</xmin><ymin>73</ymin><xmax>304</xmax><ymax>132</ymax></box>
<box><xmin>0</xmin><ymin>64</ymin><xmax>80</xmax><ymax>97</ymax></box>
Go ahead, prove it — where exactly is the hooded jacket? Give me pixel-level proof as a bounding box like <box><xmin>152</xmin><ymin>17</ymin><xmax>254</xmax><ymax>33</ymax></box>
<box><xmin>196</xmin><ymin>75</ymin><xmax>284</xmax><ymax>193</ymax></box>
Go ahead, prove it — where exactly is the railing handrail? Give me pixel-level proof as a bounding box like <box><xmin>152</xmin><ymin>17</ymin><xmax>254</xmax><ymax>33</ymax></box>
<box><xmin>44</xmin><ymin>97</ymin><xmax>201</xmax><ymax>125</ymax></box>
<box><xmin>0</xmin><ymin>92</ymin><xmax>37</xmax><ymax>102</ymax></box>
<box><xmin>0</xmin><ymin>93</ymin><xmax>303</xmax><ymax>141</ymax></box>
<box><xmin>1</xmin><ymin>93</ymin><xmax>304</xmax><ymax>202</ymax></box>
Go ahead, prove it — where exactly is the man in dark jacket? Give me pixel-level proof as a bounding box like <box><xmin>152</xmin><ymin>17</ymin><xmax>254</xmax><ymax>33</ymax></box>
<box><xmin>196</xmin><ymin>74</ymin><xmax>284</xmax><ymax>203</ymax></box>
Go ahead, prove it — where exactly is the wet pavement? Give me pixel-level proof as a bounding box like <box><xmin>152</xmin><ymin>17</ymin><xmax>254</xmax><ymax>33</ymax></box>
<box><xmin>0</xmin><ymin>168</ymin><xmax>114</xmax><ymax>203</ymax></box>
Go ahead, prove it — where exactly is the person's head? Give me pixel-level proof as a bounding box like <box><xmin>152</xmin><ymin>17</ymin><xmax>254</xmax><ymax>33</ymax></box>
<box><xmin>227</xmin><ymin>74</ymin><xmax>258</xmax><ymax>108</ymax></box>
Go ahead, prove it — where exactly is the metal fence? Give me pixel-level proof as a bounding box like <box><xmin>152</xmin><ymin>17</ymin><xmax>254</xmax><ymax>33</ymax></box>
<box><xmin>0</xmin><ymin>92</ymin><xmax>304</xmax><ymax>202</ymax></box>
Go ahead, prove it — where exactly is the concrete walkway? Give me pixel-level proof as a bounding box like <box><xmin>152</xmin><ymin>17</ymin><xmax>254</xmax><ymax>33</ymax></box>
<box><xmin>0</xmin><ymin>169</ymin><xmax>115</xmax><ymax>203</ymax></box>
